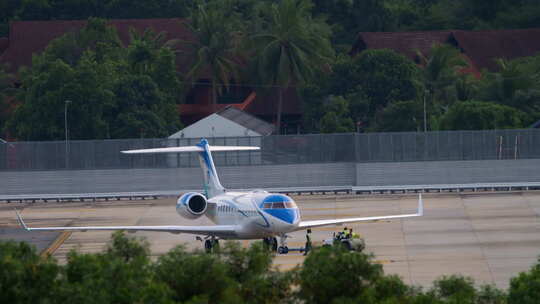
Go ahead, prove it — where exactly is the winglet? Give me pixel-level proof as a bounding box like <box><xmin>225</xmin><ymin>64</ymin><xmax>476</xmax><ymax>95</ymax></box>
<box><xmin>418</xmin><ymin>193</ymin><xmax>424</xmax><ymax>216</ymax></box>
<box><xmin>15</xmin><ymin>209</ymin><xmax>29</xmax><ymax>230</ymax></box>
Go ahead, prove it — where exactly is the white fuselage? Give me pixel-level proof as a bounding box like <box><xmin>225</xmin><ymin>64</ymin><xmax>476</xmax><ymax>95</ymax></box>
<box><xmin>203</xmin><ymin>191</ymin><xmax>301</xmax><ymax>239</ymax></box>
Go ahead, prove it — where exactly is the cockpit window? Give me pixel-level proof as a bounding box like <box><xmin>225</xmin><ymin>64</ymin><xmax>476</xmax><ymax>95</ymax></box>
<box><xmin>284</xmin><ymin>202</ymin><xmax>296</xmax><ymax>208</ymax></box>
<box><xmin>261</xmin><ymin>201</ymin><xmax>297</xmax><ymax>209</ymax></box>
<box><xmin>273</xmin><ymin>202</ymin><xmax>285</xmax><ymax>209</ymax></box>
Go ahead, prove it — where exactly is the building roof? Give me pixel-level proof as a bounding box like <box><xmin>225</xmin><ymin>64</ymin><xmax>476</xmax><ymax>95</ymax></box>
<box><xmin>352</xmin><ymin>28</ymin><xmax>540</xmax><ymax>71</ymax></box>
<box><xmin>0</xmin><ymin>18</ymin><xmax>195</xmax><ymax>72</ymax></box>
<box><xmin>217</xmin><ymin>106</ymin><xmax>274</xmax><ymax>136</ymax></box>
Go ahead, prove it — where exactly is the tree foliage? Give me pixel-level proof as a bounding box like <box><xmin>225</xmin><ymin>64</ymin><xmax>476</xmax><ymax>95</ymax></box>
<box><xmin>179</xmin><ymin>3</ymin><xmax>242</xmax><ymax>112</ymax></box>
<box><xmin>250</xmin><ymin>0</ymin><xmax>333</xmax><ymax>134</ymax></box>
<box><xmin>3</xmin><ymin>234</ymin><xmax>540</xmax><ymax>303</ymax></box>
<box><xmin>439</xmin><ymin>101</ymin><xmax>525</xmax><ymax>130</ymax></box>
<box><xmin>6</xmin><ymin>18</ymin><xmax>181</xmax><ymax>140</ymax></box>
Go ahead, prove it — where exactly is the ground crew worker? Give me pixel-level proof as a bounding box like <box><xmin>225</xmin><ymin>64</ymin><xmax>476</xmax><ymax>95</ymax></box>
<box><xmin>304</xmin><ymin>229</ymin><xmax>312</xmax><ymax>255</ymax></box>
<box><xmin>342</xmin><ymin>227</ymin><xmax>349</xmax><ymax>239</ymax></box>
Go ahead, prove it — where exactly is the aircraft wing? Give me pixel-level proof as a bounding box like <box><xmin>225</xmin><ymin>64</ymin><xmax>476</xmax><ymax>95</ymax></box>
<box><xmin>15</xmin><ymin>210</ymin><xmax>237</xmax><ymax>237</ymax></box>
<box><xmin>295</xmin><ymin>194</ymin><xmax>424</xmax><ymax>230</ymax></box>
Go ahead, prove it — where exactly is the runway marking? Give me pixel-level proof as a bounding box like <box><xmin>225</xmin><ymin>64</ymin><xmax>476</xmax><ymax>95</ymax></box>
<box><xmin>41</xmin><ymin>231</ymin><xmax>72</xmax><ymax>257</ymax></box>
<box><xmin>30</xmin><ymin>208</ymin><xmax>97</xmax><ymax>213</ymax></box>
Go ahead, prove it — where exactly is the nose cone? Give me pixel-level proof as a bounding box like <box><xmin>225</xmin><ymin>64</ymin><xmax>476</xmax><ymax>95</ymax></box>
<box><xmin>260</xmin><ymin>194</ymin><xmax>300</xmax><ymax>225</ymax></box>
<box><xmin>265</xmin><ymin>209</ymin><xmax>300</xmax><ymax>224</ymax></box>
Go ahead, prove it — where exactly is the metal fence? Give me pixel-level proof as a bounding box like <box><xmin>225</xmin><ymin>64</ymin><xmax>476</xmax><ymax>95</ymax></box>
<box><xmin>1</xmin><ymin>129</ymin><xmax>540</xmax><ymax>171</ymax></box>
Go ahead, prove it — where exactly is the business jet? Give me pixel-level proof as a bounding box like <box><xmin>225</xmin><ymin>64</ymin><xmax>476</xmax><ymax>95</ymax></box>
<box><xmin>17</xmin><ymin>139</ymin><xmax>423</xmax><ymax>254</ymax></box>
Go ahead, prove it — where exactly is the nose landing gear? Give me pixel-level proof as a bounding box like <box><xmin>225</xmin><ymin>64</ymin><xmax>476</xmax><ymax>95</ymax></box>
<box><xmin>277</xmin><ymin>234</ymin><xmax>289</xmax><ymax>254</ymax></box>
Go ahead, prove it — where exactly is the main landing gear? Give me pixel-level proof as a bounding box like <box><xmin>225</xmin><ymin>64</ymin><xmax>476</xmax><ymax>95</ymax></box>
<box><xmin>197</xmin><ymin>236</ymin><xmax>220</xmax><ymax>253</ymax></box>
<box><xmin>263</xmin><ymin>237</ymin><xmax>278</xmax><ymax>252</ymax></box>
<box><xmin>264</xmin><ymin>235</ymin><xmax>289</xmax><ymax>254</ymax></box>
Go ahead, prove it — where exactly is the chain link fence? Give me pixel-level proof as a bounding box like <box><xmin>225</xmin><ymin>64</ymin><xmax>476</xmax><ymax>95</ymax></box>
<box><xmin>1</xmin><ymin>129</ymin><xmax>540</xmax><ymax>171</ymax></box>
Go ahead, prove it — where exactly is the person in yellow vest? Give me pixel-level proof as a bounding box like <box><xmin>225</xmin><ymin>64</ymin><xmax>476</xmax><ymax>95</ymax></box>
<box><xmin>342</xmin><ymin>227</ymin><xmax>350</xmax><ymax>239</ymax></box>
<box><xmin>350</xmin><ymin>228</ymin><xmax>360</xmax><ymax>239</ymax></box>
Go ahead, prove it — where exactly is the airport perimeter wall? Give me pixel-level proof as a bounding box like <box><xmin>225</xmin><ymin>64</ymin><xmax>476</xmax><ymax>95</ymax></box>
<box><xmin>1</xmin><ymin>130</ymin><xmax>540</xmax><ymax>195</ymax></box>
<box><xmin>1</xmin><ymin>159</ymin><xmax>540</xmax><ymax>195</ymax></box>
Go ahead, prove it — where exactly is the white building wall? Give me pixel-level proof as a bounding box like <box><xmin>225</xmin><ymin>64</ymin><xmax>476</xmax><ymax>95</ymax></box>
<box><xmin>169</xmin><ymin>114</ymin><xmax>262</xmax><ymax>139</ymax></box>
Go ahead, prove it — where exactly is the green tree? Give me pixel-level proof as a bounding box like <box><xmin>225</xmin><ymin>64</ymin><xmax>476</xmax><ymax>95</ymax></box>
<box><xmin>179</xmin><ymin>4</ymin><xmax>242</xmax><ymax>112</ymax></box>
<box><xmin>347</xmin><ymin>49</ymin><xmax>421</xmax><ymax>127</ymax></box>
<box><xmin>221</xmin><ymin>241</ymin><xmax>294</xmax><ymax>303</ymax></box>
<box><xmin>0</xmin><ymin>241</ymin><xmax>61</xmax><ymax>304</ymax></box>
<box><xmin>155</xmin><ymin>245</ymin><xmax>239</xmax><ymax>303</ymax></box>
<box><xmin>251</xmin><ymin>0</ymin><xmax>333</xmax><ymax>134</ymax></box>
<box><xmin>7</xmin><ymin>18</ymin><xmax>181</xmax><ymax>140</ymax></box>
<box><xmin>7</xmin><ymin>54</ymin><xmax>115</xmax><ymax>140</ymax></box>
<box><xmin>311</xmin><ymin>0</ymin><xmax>393</xmax><ymax>48</ymax></box>
<box><xmin>320</xmin><ymin>95</ymin><xmax>355</xmax><ymax>133</ymax></box>
<box><xmin>60</xmin><ymin>232</ymin><xmax>172</xmax><ymax>304</ymax></box>
<box><xmin>508</xmin><ymin>257</ymin><xmax>540</xmax><ymax>304</ymax></box>
<box><xmin>477</xmin><ymin>56</ymin><xmax>540</xmax><ymax>124</ymax></box>
<box><xmin>439</xmin><ymin>100</ymin><xmax>525</xmax><ymax>130</ymax></box>
<box><xmin>376</xmin><ymin>100</ymin><xmax>422</xmax><ymax>132</ymax></box>
<box><xmin>417</xmin><ymin>43</ymin><xmax>469</xmax><ymax>112</ymax></box>
<box><xmin>429</xmin><ymin>275</ymin><xmax>477</xmax><ymax>304</ymax></box>
<box><xmin>297</xmin><ymin>246</ymin><xmax>383</xmax><ymax>304</ymax></box>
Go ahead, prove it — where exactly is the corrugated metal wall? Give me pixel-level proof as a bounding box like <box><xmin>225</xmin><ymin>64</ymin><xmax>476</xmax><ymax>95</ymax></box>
<box><xmin>2</xmin><ymin>130</ymin><xmax>540</xmax><ymax>171</ymax></box>
<box><xmin>1</xmin><ymin>130</ymin><xmax>539</xmax><ymax>195</ymax></box>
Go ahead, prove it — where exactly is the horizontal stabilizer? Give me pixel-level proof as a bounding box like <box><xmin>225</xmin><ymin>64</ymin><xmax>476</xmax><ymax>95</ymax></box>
<box><xmin>122</xmin><ymin>145</ymin><xmax>260</xmax><ymax>154</ymax></box>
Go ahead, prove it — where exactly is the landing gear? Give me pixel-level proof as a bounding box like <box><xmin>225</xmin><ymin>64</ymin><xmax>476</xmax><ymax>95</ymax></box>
<box><xmin>203</xmin><ymin>237</ymin><xmax>219</xmax><ymax>253</ymax></box>
<box><xmin>263</xmin><ymin>237</ymin><xmax>278</xmax><ymax>252</ymax></box>
<box><xmin>277</xmin><ymin>234</ymin><xmax>289</xmax><ymax>255</ymax></box>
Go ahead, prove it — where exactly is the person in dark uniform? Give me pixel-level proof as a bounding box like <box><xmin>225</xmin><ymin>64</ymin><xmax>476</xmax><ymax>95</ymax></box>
<box><xmin>304</xmin><ymin>228</ymin><xmax>312</xmax><ymax>255</ymax></box>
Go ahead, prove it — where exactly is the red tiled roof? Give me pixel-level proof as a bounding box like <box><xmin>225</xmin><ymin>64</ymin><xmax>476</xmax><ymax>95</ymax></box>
<box><xmin>452</xmin><ymin>29</ymin><xmax>540</xmax><ymax>70</ymax></box>
<box><xmin>0</xmin><ymin>18</ymin><xmax>194</xmax><ymax>72</ymax></box>
<box><xmin>352</xmin><ymin>29</ymin><xmax>540</xmax><ymax>71</ymax></box>
<box><xmin>351</xmin><ymin>31</ymin><xmax>452</xmax><ymax>61</ymax></box>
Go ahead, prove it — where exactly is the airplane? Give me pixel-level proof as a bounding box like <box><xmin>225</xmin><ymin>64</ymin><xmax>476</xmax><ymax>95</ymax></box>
<box><xmin>16</xmin><ymin>138</ymin><xmax>423</xmax><ymax>254</ymax></box>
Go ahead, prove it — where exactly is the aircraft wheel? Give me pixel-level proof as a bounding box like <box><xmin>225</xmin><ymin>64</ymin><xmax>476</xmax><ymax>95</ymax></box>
<box><xmin>277</xmin><ymin>246</ymin><xmax>289</xmax><ymax>254</ymax></box>
<box><xmin>272</xmin><ymin>237</ymin><xmax>278</xmax><ymax>252</ymax></box>
<box><xmin>204</xmin><ymin>240</ymin><xmax>213</xmax><ymax>253</ymax></box>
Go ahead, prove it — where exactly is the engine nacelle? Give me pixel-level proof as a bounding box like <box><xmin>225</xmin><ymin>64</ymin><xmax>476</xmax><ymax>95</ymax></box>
<box><xmin>176</xmin><ymin>192</ymin><xmax>208</xmax><ymax>219</ymax></box>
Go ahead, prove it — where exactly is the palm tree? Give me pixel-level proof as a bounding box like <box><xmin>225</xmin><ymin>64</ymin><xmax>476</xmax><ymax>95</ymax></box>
<box><xmin>250</xmin><ymin>0</ymin><xmax>333</xmax><ymax>133</ymax></box>
<box><xmin>417</xmin><ymin>43</ymin><xmax>469</xmax><ymax>106</ymax></box>
<box><xmin>416</xmin><ymin>43</ymin><xmax>468</xmax><ymax>130</ymax></box>
<box><xmin>177</xmin><ymin>5</ymin><xmax>242</xmax><ymax>112</ymax></box>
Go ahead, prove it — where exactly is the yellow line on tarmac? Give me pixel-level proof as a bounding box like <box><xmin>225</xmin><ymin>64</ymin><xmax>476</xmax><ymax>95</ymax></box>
<box><xmin>41</xmin><ymin>231</ymin><xmax>72</xmax><ymax>257</ymax></box>
<box><xmin>373</xmin><ymin>259</ymin><xmax>396</xmax><ymax>264</ymax></box>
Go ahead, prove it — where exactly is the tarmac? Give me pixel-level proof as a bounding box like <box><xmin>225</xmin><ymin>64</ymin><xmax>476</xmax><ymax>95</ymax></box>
<box><xmin>1</xmin><ymin>192</ymin><xmax>540</xmax><ymax>290</ymax></box>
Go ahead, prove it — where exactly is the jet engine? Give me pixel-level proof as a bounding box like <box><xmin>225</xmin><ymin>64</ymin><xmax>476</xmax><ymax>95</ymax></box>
<box><xmin>176</xmin><ymin>192</ymin><xmax>208</xmax><ymax>219</ymax></box>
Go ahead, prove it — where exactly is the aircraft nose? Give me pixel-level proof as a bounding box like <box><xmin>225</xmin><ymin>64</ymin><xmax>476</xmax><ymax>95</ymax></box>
<box><xmin>266</xmin><ymin>209</ymin><xmax>299</xmax><ymax>224</ymax></box>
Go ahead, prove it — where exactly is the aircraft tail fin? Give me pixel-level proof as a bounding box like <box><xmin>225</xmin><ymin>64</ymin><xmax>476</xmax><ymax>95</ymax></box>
<box><xmin>122</xmin><ymin>139</ymin><xmax>259</xmax><ymax>198</ymax></box>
